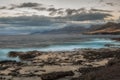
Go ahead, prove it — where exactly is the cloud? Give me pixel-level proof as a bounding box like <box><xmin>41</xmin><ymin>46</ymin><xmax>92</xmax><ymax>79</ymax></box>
<box><xmin>34</xmin><ymin>7</ymin><xmax>47</xmax><ymax>11</ymax></box>
<box><xmin>17</xmin><ymin>2</ymin><xmax>41</xmax><ymax>8</ymax></box>
<box><xmin>60</xmin><ymin>12</ymin><xmax>112</xmax><ymax>21</ymax></box>
<box><xmin>0</xmin><ymin>6</ymin><xmax>6</xmax><ymax>9</ymax></box>
<box><xmin>0</xmin><ymin>2</ymin><xmax>113</xmax><ymax>22</ymax></box>
<box><xmin>57</xmin><ymin>11</ymin><xmax>64</xmax><ymax>15</ymax></box>
<box><xmin>47</xmin><ymin>8</ymin><xmax>57</xmax><ymax>12</ymax></box>
<box><xmin>0</xmin><ymin>15</ymin><xmax>67</xmax><ymax>35</ymax></box>
<box><xmin>0</xmin><ymin>2</ymin><xmax>114</xmax><ymax>18</ymax></box>
<box><xmin>65</xmin><ymin>9</ymin><xmax>78</xmax><ymax>16</ymax></box>
<box><xmin>90</xmin><ymin>8</ymin><xmax>113</xmax><ymax>12</ymax></box>
<box><xmin>0</xmin><ymin>12</ymin><xmax>112</xmax><ymax>25</ymax></box>
<box><xmin>0</xmin><ymin>12</ymin><xmax>113</xmax><ymax>35</ymax></box>
<box><xmin>0</xmin><ymin>2</ymin><xmax>56</xmax><ymax>13</ymax></box>
<box><xmin>0</xmin><ymin>15</ymin><xmax>56</xmax><ymax>26</ymax></box>
<box><xmin>6</xmin><ymin>2</ymin><xmax>43</xmax><ymax>10</ymax></box>
<box><xmin>99</xmin><ymin>0</ymin><xmax>104</xmax><ymax>3</ymax></box>
<box><xmin>49</xmin><ymin>8</ymin><xmax>65</xmax><ymax>16</ymax></box>
<box><xmin>106</xmin><ymin>3</ymin><xmax>114</xmax><ymax>6</ymax></box>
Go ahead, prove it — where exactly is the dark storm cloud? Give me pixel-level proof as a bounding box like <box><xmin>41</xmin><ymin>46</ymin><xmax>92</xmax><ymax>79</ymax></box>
<box><xmin>48</xmin><ymin>8</ymin><xmax>82</xmax><ymax>16</ymax></box>
<box><xmin>57</xmin><ymin>11</ymin><xmax>64</xmax><ymax>15</ymax></box>
<box><xmin>0</xmin><ymin>12</ymin><xmax>113</xmax><ymax>35</ymax></box>
<box><xmin>0</xmin><ymin>2</ymin><xmax>86</xmax><ymax>15</ymax></box>
<box><xmin>90</xmin><ymin>8</ymin><xmax>113</xmax><ymax>12</ymax></box>
<box><xmin>0</xmin><ymin>12</ymin><xmax>112</xmax><ymax>25</ymax></box>
<box><xmin>78</xmin><ymin>8</ymin><xmax>86</xmax><ymax>11</ymax></box>
<box><xmin>0</xmin><ymin>15</ymin><xmax>64</xmax><ymax>27</ymax></box>
<box><xmin>49</xmin><ymin>12</ymin><xmax>57</xmax><ymax>16</ymax></box>
<box><xmin>0</xmin><ymin>2</ymin><xmax>54</xmax><ymax>11</ymax></box>
<box><xmin>106</xmin><ymin>3</ymin><xmax>114</xmax><ymax>6</ymax></box>
<box><xmin>65</xmin><ymin>9</ymin><xmax>78</xmax><ymax>16</ymax></box>
<box><xmin>0</xmin><ymin>6</ymin><xmax>6</xmax><ymax>9</ymax></box>
<box><xmin>34</xmin><ymin>7</ymin><xmax>47</xmax><ymax>11</ymax></box>
<box><xmin>7</xmin><ymin>2</ymin><xmax>43</xmax><ymax>10</ymax></box>
<box><xmin>17</xmin><ymin>2</ymin><xmax>41</xmax><ymax>8</ymax></box>
<box><xmin>0</xmin><ymin>2</ymin><xmax>113</xmax><ymax>25</ymax></box>
<box><xmin>47</xmin><ymin>8</ymin><xmax>60</xmax><ymax>16</ymax></box>
<box><xmin>47</xmin><ymin>8</ymin><xmax>57</xmax><ymax>12</ymax></box>
<box><xmin>48</xmin><ymin>8</ymin><xmax>87</xmax><ymax>16</ymax></box>
<box><xmin>61</xmin><ymin>12</ymin><xmax>112</xmax><ymax>21</ymax></box>
<box><xmin>0</xmin><ymin>2</ymin><xmax>114</xmax><ymax>18</ymax></box>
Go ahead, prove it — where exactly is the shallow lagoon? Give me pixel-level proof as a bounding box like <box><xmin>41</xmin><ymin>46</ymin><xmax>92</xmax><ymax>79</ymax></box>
<box><xmin>0</xmin><ymin>38</ymin><xmax>120</xmax><ymax>61</ymax></box>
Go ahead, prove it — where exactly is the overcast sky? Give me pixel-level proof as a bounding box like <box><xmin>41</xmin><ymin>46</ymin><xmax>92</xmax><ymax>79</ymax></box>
<box><xmin>0</xmin><ymin>0</ymin><xmax>120</xmax><ymax>18</ymax></box>
<box><xmin>0</xmin><ymin>0</ymin><xmax>120</xmax><ymax>9</ymax></box>
<box><xmin>0</xmin><ymin>0</ymin><xmax>120</xmax><ymax>35</ymax></box>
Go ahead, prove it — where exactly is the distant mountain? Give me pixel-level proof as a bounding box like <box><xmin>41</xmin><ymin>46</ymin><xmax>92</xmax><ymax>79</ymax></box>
<box><xmin>86</xmin><ymin>22</ymin><xmax>120</xmax><ymax>35</ymax></box>
<box><xmin>31</xmin><ymin>25</ymin><xmax>91</xmax><ymax>34</ymax></box>
<box><xmin>31</xmin><ymin>22</ymin><xmax>120</xmax><ymax>35</ymax></box>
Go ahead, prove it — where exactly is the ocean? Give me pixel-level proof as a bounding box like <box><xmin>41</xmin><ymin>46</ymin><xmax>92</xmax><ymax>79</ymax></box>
<box><xmin>0</xmin><ymin>38</ymin><xmax>120</xmax><ymax>61</ymax></box>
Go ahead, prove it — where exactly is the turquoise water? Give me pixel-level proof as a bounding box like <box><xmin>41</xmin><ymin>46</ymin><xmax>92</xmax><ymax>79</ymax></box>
<box><xmin>0</xmin><ymin>38</ymin><xmax>120</xmax><ymax>61</ymax></box>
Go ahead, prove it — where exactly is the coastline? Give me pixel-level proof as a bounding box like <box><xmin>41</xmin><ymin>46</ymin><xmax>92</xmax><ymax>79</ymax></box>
<box><xmin>0</xmin><ymin>48</ymin><xmax>120</xmax><ymax>80</ymax></box>
<box><xmin>0</xmin><ymin>34</ymin><xmax>120</xmax><ymax>48</ymax></box>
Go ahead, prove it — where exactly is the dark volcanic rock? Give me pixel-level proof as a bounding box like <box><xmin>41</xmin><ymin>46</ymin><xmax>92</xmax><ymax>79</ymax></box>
<box><xmin>0</xmin><ymin>60</ymin><xmax>23</xmax><ymax>66</ymax></box>
<box><xmin>72</xmin><ymin>57</ymin><xmax>120</xmax><ymax>80</ymax></box>
<box><xmin>112</xmin><ymin>38</ymin><xmax>120</xmax><ymax>41</ymax></box>
<box><xmin>8</xmin><ymin>50</ymin><xmax>42</xmax><ymax>61</ymax></box>
<box><xmin>8</xmin><ymin>51</ymin><xmax>23</xmax><ymax>58</ymax></box>
<box><xmin>78</xmin><ymin>66</ymin><xmax>103</xmax><ymax>75</ymax></box>
<box><xmin>41</xmin><ymin>71</ymin><xmax>74</xmax><ymax>80</ymax></box>
<box><xmin>0</xmin><ymin>66</ymin><xmax>9</xmax><ymax>70</ymax></box>
<box><xmin>82</xmin><ymin>48</ymin><xmax>120</xmax><ymax>60</ymax></box>
<box><xmin>72</xmin><ymin>60</ymin><xmax>84</xmax><ymax>65</ymax></box>
<box><xmin>82</xmin><ymin>63</ymin><xmax>120</xmax><ymax>80</ymax></box>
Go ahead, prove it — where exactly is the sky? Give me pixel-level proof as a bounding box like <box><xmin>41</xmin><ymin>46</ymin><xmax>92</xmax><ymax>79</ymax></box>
<box><xmin>0</xmin><ymin>0</ymin><xmax>120</xmax><ymax>18</ymax></box>
<box><xmin>0</xmin><ymin>0</ymin><xmax>120</xmax><ymax>9</ymax></box>
<box><xmin>0</xmin><ymin>0</ymin><xmax>120</xmax><ymax>35</ymax></box>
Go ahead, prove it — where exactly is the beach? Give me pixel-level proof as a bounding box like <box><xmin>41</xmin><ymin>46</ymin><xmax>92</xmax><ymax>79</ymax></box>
<box><xmin>0</xmin><ymin>34</ymin><xmax>120</xmax><ymax>80</ymax></box>
<box><xmin>0</xmin><ymin>48</ymin><xmax>120</xmax><ymax>80</ymax></box>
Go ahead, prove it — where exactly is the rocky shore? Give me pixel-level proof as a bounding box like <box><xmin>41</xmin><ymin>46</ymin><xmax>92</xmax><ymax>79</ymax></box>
<box><xmin>0</xmin><ymin>48</ymin><xmax>120</xmax><ymax>80</ymax></box>
<box><xmin>112</xmin><ymin>38</ymin><xmax>120</xmax><ymax>41</ymax></box>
